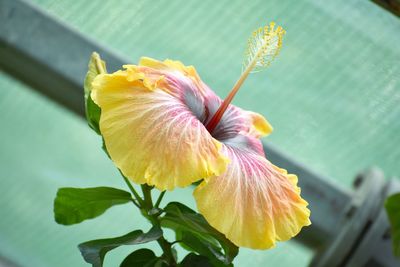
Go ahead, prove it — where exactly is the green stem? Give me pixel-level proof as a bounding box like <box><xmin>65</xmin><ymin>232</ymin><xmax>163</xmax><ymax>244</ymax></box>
<box><xmin>141</xmin><ymin>184</ymin><xmax>153</xmax><ymax>209</ymax></box>
<box><xmin>141</xmin><ymin>185</ymin><xmax>176</xmax><ymax>266</ymax></box>
<box><xmin>157</xmin><ymin>237</ymin><xmax>176</xmax><ymax>266</ymax></box>
<box><xmin>129</xmin><ymin>198</ymin><xmax>140</xmax><ymax>208</ymax></box>
<box><xmin>155</xmin><ymin>191</ymin><xmax>166</xmax><ymax>208</ymax></box>
<box><xmin>119</xmin><ymin>177</ymin><xmax>175</xmax><ymax>265</ymax></box>
<box><xmin>119</xmin><ymin>170</ymin><xmax>144</xmax><ymax>206</ymax></box>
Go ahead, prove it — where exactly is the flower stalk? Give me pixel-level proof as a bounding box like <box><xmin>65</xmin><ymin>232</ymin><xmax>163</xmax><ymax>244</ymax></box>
<box><xmin>117</xmin><ymin>172</ymin><xmax>176</xmax><ymax>265</ymax></box>
<box><xmin>120</xmin><ymin>171</ymin><xmax>143</xmax><ymax>207</ymax></box>
<box><xmin>140</xmin><ymin>184</ymin><xmax>177</xmax><ymax>266</ymax></box>
<box><xmin>155</xmin><ymin>190</ymin><xmax>166</xmax><ymax>208</ymax></box>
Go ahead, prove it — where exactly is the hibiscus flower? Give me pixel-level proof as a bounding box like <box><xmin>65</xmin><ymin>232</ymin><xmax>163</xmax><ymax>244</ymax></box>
<box><xmin>90</xmin><ymin>22</ymin><xmax>310</xmax><ymax>249</ymax></box>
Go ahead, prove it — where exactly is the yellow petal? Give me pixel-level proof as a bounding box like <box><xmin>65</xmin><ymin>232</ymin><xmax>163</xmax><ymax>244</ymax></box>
<box><xmin>139</xmin><ymin>57</ymin><xmax>205</xmax><ymax>93</ymax></box>
<box><xmin>91</xmin><ymin>69</ymin><xmax>228</xmax><ymax>191</ymax></box>
<box><xmin>194</xmin><ymin>146</ymin><xmax>310</xmax><ymax>249</ymax></box>
<box><xmin>139</xmin><ymin>57</ymin><xmax>197</xmax><ymax>78</ymax></box>
<box><xmin>245</xmin><ymin>111</ymin><xmax>273</xmax><ymax>137</ymax></box>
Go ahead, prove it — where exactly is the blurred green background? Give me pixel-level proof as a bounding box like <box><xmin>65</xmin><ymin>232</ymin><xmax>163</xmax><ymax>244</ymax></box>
<box><xmin>0</xmin><ymin>0</ymin><xmax>399</xmax><ymax>266</ymax></box>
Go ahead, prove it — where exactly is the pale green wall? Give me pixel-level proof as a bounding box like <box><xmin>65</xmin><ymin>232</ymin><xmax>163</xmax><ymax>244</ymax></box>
<box><xmin>0</xmin><ymin>0</ymin><xmax>399</xmax><ymax>266</ymax></box>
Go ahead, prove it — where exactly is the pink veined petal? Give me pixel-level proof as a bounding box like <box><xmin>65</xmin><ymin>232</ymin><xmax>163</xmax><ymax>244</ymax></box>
<box><xmin>194</xmin><ymin>137</ymin><xmax>311</xmax><ymax>249</ymax></box>
<box><xmin>91</xmin><ymin>66</ymin><xmax>228</xmax><ymax>191</ymax></box>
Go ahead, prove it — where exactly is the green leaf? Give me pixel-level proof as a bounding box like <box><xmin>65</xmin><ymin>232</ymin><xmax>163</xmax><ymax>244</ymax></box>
<box><xmin>86</xmin><ymin>96</ymin><xmax>101</xmax><ymax>134</ymax></box>
<box><xmin>385</xmin><ymin>193</ymin><xmax>400</xmax><ymax>257</ymax></box>
<box><xmin>160</xmin><ymin>202</ymin><xmax>238</xmax><ymax>265</ymax></box>
<box><xmin>178</xmin><ymin>231</ymin><xmax>232</xmax><ymax>267</ymax></box>
<box><xmin>54</xmin><ymin>187</ymin><xmax>132</xmax><ymax>225</ymax></box>
<box><xmin>120</xmin><ymin>248</ymin><xmax>161</xmax><ymax>267</ymax></box>
<box><xmin>79</xmin><ymin>226</ymin><xmax>163</xmax><ymax>267</ymax></box>
<box><xmin>179</xmin><ymin>253</ymin><xmax>213</xmax><ymax>267</ymax></box>
<box><xmin>84</xmin><ymin>52</ymin><xmax>106</xmax><ymax>134</ymax></box>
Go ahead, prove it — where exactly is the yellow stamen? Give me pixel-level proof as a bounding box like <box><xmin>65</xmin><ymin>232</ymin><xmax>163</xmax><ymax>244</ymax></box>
<box><xmin>205</xmin><ymin>22</ymin><xmax>285</xmax><ymax>133</ymax></box>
